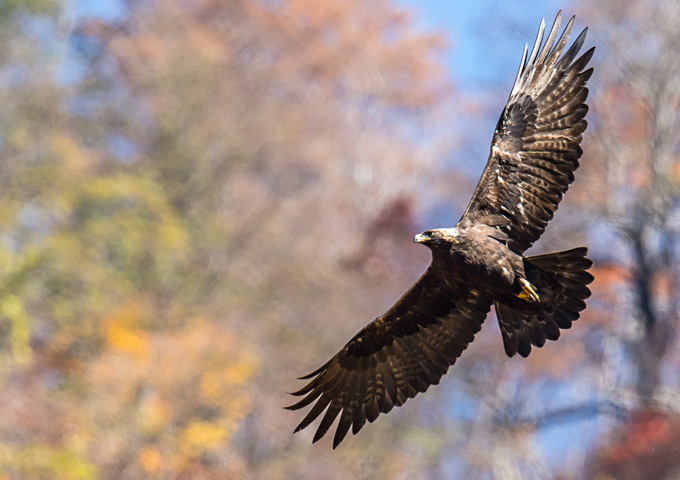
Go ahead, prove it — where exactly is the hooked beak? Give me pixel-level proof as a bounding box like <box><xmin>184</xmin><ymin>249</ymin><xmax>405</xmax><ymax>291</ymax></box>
<box><xmin>413</xmin><ymin>233</ymin><xmax>427</xmax><ymax>244</ymax></box>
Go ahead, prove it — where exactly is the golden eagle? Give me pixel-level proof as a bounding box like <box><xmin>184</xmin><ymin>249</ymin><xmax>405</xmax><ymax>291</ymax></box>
<box><xmin>287</xmin><ymin>12</ymin><xmax>595</xmax><ymax>448</ymax></box>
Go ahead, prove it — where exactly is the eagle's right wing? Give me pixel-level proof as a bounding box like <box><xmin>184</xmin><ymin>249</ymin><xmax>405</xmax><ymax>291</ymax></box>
<box><xmin>286</xmin><ymin>267</ymin><xmax>492</xmax><ymax>448</ymax></box>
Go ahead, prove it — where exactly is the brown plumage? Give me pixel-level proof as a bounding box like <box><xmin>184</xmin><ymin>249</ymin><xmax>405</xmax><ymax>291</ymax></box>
<box><xmin>287</xmin><ymin>12</ymin><xmax>595</xmax><ymax>448</ymax></box>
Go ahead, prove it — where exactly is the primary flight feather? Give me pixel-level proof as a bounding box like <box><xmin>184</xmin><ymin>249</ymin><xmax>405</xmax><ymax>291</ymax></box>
<box><xmin>287</xmin><ymin>11</ymin><xmax>595</xmax><ymax>448</ymax></box>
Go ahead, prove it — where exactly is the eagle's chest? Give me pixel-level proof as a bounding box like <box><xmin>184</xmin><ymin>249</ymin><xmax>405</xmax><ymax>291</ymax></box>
<box><xmin>441</xmin><ymin>232</ymin><xmax>521</xmax><ymax>286</ymax></box>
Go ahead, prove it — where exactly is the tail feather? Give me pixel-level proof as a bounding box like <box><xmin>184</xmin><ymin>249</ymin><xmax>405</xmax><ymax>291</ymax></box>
<box><xmin>496</xmin><ymin>247</ymin><xmax>593</xmax><ymax>358</ymax></box>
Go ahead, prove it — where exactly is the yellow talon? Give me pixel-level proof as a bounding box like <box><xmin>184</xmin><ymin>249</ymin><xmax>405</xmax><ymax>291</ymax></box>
<box><xmin>518</xmin><ymin>278</ymin><xmax>540</xmax><ymax>302</ymax></box>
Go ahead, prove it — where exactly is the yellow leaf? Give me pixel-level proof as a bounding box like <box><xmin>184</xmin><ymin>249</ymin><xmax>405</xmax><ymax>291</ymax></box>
<box><xmin>106</xmin><ymin>322</ymin><xmax>148</xmax><ymax>358</ymax></box>
<box><xmin>226</xmin><ymin>395</ymin><xmax>252</xmax><ymax>420</ymax></box>
<box><xmin>1</xmin><ymin>294</ymin><xmax>31</xmax><ymax>365</ymax></box>
<box><xmin>103</xmin><ymin>302</ymin><xmax>150</xmax><ymax>359</ymax></box>
<box><xmin>181</xmin><ymin>421</ymin><xmax>227</xmax><ymax>455</ymax></box>
<box><xmin>224</xmin><ymin>354</ymin><xmax>257</xmax><ymax>385</ymax></box>
<box><xmin>139</xmin><ymin>446</ymin><xmax>161</xmax><ymax>474</ymax></box>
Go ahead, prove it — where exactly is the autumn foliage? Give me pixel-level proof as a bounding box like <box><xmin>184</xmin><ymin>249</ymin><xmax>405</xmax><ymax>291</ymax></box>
<box><xmin>0</xmin><ymin>0</ymin><xmax>450</xmax><ymax>478</ymax></box>
<box><xmin>1</xmin><ymin>0</ymin><xmax>680</xmax><ymax>478</ymax></box>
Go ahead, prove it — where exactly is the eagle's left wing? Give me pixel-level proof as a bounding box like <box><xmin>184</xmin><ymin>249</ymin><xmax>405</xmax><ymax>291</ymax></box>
<box><xmin>287</xmin><ymin>267</ymin><xmax>492</xmax><ymax>448</ymax></box>
<box><xmin>462</xmin><ymin>12</ymin><xmax>594</xmax><ymax>254</ymax></box>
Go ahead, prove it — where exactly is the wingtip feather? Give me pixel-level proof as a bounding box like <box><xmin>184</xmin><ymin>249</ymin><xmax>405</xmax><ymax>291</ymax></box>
<box><xmin>297</xmin><ymin>361</ymin><xmax>330</xmax><ymax>380</ymax></box>
<box><xmin>527</xmin><ymin>17</ymin><xmax>546</xmax><ymax>67</ymax></box>
<box><xmin>332</xmin><ymin>409</ymin><xmax>353</xmax><ymax>448</ymax></box>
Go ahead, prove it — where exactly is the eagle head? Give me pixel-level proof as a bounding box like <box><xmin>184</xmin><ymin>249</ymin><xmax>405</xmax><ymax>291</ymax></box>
<box><xmin>414</xmin><ymin>228</ymin><xmax>457</xmax><ymax>246</ymax></box>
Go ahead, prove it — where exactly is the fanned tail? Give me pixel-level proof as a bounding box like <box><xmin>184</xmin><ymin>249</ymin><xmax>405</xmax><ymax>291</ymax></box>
<box><xmin>496</xmin><ymin>247</ymin><xmax>594</xmax><ymax>357</ymax></box>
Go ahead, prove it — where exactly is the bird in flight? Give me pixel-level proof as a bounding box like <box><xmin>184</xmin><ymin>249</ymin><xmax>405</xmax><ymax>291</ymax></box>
<box><xmin>287</xmin><ymin>11</ymin><xmax>595</xmax><ymax>448</ymax></box>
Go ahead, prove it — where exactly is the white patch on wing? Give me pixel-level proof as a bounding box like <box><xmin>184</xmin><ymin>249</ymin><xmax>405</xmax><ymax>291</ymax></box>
<box><xmin>517</xmin><ymin>195</ymin><xmax>526</xmax><ymax>215</ymax></box>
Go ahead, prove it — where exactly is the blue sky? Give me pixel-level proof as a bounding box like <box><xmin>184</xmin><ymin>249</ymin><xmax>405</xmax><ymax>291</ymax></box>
<box><xmin>397</xmin><ymin>0</ymin><xmax>566</xmax><ymax>88</ymax></box>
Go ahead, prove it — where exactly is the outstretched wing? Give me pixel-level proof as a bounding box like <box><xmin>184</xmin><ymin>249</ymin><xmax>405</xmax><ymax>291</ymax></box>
<box><xmin>462</xmin><ymin>12</ymin><xmax>594</xmax><ymax>254</ymax></box>
<box><xmin>286</xmin><ymin>268</ymin><xmax>492</xmax><ymax>448</ymax></box>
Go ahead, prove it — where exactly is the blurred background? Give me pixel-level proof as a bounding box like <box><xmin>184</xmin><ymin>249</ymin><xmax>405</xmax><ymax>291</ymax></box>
<box><xmin>0</xmin><ymin>0</ymin><xmax>679</xmax><ymax>478</ymax></box>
